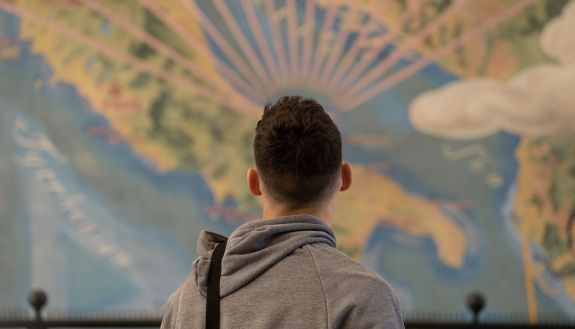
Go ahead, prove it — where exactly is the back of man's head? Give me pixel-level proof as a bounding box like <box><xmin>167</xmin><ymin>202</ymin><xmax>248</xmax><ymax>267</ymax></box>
<box><xmin>253</xmin><ymin>96</ymin><xmax>342</xmax><ymax>208</ymax></box>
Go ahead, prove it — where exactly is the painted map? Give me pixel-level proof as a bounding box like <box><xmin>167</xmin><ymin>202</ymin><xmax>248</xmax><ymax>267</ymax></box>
<box><xmin>0</xmin><ymin>0</ymin><xmax>574</xmax><ymax>321</ymax></box>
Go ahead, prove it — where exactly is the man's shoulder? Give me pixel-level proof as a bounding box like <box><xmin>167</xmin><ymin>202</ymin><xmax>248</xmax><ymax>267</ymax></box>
<box><xmin>304</xmin><ymin>243</ymin><xmax>396</xmax><ymax>297</ymax></box>
<box><xmin>304</xmin><ymin>243</ymin><xmax>404</xmax><ymax>328</ymax></box>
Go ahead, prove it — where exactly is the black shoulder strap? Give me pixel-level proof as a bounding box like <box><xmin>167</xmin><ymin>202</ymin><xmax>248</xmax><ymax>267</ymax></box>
<box><xmin>206</xmin><ymin>241</ymin><xmax>227</xmax><ymax>329</ymax></box>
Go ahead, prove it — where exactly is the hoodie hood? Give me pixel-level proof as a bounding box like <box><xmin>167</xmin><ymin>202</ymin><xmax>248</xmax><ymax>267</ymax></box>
<box><xmin>193</xmin><ymin>215</ymin><xmax>336</xmax><ymax>297</ymax></box>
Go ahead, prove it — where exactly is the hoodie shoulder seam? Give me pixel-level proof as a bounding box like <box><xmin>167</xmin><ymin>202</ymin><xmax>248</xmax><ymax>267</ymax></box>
<box><xmin>172</xmin><ymin>288</ymin><xmax>182</xmax><ymax>329</ymax></box>
<box><xmin>304</xmin><ymin>245</ymin><xmax>329</xmax><ymax>329</ymax></box>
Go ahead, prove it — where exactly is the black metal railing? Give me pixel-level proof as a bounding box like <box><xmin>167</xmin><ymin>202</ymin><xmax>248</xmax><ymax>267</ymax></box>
<box><xmin>1</xmin><ymin>290</ymin><xmax>574</xmax><ymax>329</ymax></box>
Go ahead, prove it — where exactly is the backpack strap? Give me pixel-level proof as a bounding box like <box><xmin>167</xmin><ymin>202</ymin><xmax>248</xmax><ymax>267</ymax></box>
<box><xmin>206</xmin><ymin>241</ymin><xmax>227</xmax><ymax>329</ymax></box>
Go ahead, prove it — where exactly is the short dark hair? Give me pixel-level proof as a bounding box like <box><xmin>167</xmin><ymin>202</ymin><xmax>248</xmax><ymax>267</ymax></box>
<box><xmin>253</xmin><ymin>96</ymin><xmax>342</xmax><ymax>207</ymax></box>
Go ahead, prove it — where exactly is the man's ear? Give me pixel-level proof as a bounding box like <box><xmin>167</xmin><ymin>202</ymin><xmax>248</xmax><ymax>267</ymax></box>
<box><xmin>247</xmin><ymin>168</ymin><xmax>263</xmax><ymax>196</ymax></box>
<box><xmin>340</xmin><ymin>162</ymin><xmax>352</xmax><ymax>192</ymax></box>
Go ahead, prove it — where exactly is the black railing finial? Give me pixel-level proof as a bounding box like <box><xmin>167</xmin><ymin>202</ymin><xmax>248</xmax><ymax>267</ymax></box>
<box><xmin>466</xmin><ymin>291</ymin><xmax>486</xmax><ymax>324</ymax></box>
<box><xmin>27</xmin><ymin>289</ymin><xmax>48</xmax><ymax>321</ymax></box>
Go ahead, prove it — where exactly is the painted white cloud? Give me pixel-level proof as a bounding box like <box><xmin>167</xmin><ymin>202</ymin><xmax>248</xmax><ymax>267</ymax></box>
<box><xmin>409</xmin><ymin>1</ymin><xmax>575</xmax><ymax>140</ymax></box>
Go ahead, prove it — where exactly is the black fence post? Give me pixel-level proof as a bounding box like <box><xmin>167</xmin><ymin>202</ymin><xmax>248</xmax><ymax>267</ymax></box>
<box><xmin>466</xmin><ymin>291</ymin><xmax>486</xmax><ymax>325</ymax></box>
<box><xmin>27</xmin><ymin>289</ymin><xmax>48</xmax><ymax>329</ymax></box>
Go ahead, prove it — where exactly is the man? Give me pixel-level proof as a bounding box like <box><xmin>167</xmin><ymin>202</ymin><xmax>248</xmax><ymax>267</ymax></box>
<box><xmin>161</xmin><ymin>96</ymin><xmax>404</xmax><ymax>329</ymax></box>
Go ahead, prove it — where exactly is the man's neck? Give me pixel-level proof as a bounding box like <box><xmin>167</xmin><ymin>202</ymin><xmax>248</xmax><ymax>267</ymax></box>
<box><xmin>262</xmin><ymin>201</ymin><xmax>333</xmax><ymax>224</ymax></box>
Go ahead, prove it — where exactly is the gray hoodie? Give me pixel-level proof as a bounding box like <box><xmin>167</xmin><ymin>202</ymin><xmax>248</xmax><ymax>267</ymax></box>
<box><xmin>161</xmin><ymin>215</ymin><xmax>404</xmax><ymax>329</ymax></box>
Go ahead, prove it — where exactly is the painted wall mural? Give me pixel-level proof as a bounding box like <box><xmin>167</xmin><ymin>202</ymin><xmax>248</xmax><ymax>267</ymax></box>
<box><xmin>0</xmin><ymin>0</ymin><xmax>574</xmax><ymax>321</ymax></box>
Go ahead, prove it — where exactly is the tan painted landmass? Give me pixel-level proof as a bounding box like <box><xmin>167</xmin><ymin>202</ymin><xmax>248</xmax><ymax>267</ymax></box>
<box><xmin>515</xmin><ymin>138</ymin><xmax>575</xmax><ymax>320</ymax></box>
<box><xmin>16</xmin><ymin>0</ymin><xmax>181</xmax><ymax>170</ymax></box>
<box><xmin>334</xmin><ymin>164</ymin><xmax>467</xmax><ymax>268</ymax></box>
